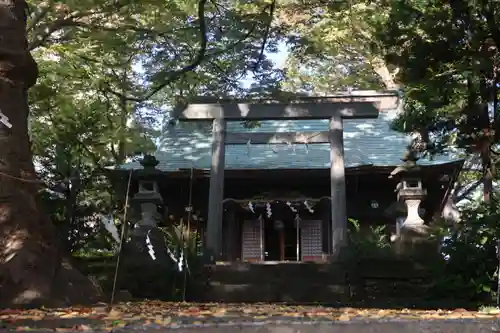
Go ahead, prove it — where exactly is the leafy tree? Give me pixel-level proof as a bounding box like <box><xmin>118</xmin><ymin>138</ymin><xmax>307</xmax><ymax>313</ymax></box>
<box><xmin>379</xmin><ymin>0</ymin><xmax>500</xmax><ymax>203</ymax></box>
<box><xmin>277</xmin><ymin>0</ymin><xmax>399</xmax><ymax>93</ymax></box>
<box><xmin>1</xmin><ymin>0</ymin><xmax>282</xmax><ymax>307</ymax></box>
<box><xmin>30</xmin><ymin>47</ymin><xmax>157</xmax><ymax>253</ymax></box>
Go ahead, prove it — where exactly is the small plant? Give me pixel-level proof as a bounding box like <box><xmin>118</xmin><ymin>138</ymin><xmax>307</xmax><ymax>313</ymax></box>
<box><xmin>161</xmin><ymin>223</ymin><xmax>201</xmax><ymax>272</ymax></box>
<box><xmin>160</xmin><ymin>223</ymin><xmax>206</xmax><ymax>300</ymax></box>
<box><xmin>347</xmin><ymin>218</ymin><xmax>393</xmax><ymax>259</ymax></box>
<box><xmin>478</xmin><ymin>305</ymin><xmax>500</xmax><ymax>314</ymax></box>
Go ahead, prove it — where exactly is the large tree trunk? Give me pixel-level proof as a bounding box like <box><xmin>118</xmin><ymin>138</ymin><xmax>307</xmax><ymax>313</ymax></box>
<box><xmin>0</xmin><ymin>0</ymin><xmax>102</xmax><ymax>308</ymax></box>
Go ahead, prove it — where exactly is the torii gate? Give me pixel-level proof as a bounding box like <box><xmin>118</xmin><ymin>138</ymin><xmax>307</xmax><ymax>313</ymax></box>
<box><xmin>173</xmin><ymin>93</ymin><xmax>399</xmax><ymax>260</ymax></box>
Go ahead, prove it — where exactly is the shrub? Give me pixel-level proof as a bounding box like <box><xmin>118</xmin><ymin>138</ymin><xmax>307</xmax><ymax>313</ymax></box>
<box><xmin>346</xmin><ymin>218</ymin><xmax>394</xmax><ymax>259</ymax></box>
<box><xmin>429</xmin><ymin>196</ymin><xmax>500</xmax><ymax>305</ymax></box>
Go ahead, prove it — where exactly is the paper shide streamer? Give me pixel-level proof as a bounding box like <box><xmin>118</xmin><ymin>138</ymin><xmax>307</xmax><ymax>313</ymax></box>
<box><xmin>286</xmin><ymin>201</ymin><xmax>298</xmax><ymax>213</ymax></box>
<box><xmin>100</xmin><ymin>214</ymin><xmax>120</xmax><ymax>244</ymax></box>
<box><xmin>248</xmin><ymin>201</ymin><xmax>255</xmax><ymax>213</ymax></box>
<box><xmin>0</xmin><ymin>109</ymin><xmax>12</xmax><ymax>128</ymax></box>
<box><xmin>304</xmin><ymin>200</ymin><xmax>314</xmax><ymax>214</ymax></box>
<box><xmin>265</xmin><ymin>202</ymin><xmax>272</xmax><ymax>218</ymax></box>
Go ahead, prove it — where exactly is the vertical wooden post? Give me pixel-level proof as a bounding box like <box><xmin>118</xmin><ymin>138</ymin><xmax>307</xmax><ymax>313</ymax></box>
<box><xmin>296</xmin><ymin>216</ymin><xmax>300</xmax><ymax>261</ymax></box>
<box><xmin>259</xmin><ymin>215</ymin><xmax>264</xmax><ymax>261</ymax></box>
<box><xmin>207</xmin><ymin>118</ymin><xmax>226</xmax><ymax>260</ymax></box>
<box><xmin>329</xmin><ymin>113</ymin><xmax>347</xmax><ymax>258</ymax></box>
<box><xmin>279</xmin><ymin>229</ymin><xmax>285</xmax><ymax>261</ymax></box>
<box><xmin>225</xmin><ymin>208</ymin><xmax>237</xmax><ymax>261</ymax></box>
<box><xmin>321</xmin><ymin>210</ymin><xmax>330</xmax><ymax>256</ymax></box>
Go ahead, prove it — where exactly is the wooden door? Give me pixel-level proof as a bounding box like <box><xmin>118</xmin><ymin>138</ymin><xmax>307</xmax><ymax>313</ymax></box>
<box><xmin>241</xmin><ymin>220</ymin><xmax>262</xmax><ymax>261</ymax></box>
<box><xmin>301</xmin><ymin>220</ymin><xmax>323</xmax><ymax>261</ymax></box>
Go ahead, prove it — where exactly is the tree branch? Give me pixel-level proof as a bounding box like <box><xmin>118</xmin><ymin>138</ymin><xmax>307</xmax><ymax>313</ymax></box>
<box><xmin>104</xmin><ymin>0</ymin><xmax>273</xmax><ymax>103</ymax></box>
<box><xmin>28</xmin><ymin>0</ymin><xmax>132</xmax><ymax>50</ymax></box>
<box><xmin>29</xmin><ymin>13</ymin><xmax>89</xmax><ymax>50</ymax></box>
<box><xmin>253</xmin><ymin>0</ymin><xmax>276</xmax><ymax>72</ymax></box>
<box><xmin>454</xmin><ymin>178</ymin><xmax>484</xmax><ymax>202</ymax></box>
<box><xmin>103</xmin><ymin>0</ymin><xmax>208</xmax><ymax>102</ymax></box>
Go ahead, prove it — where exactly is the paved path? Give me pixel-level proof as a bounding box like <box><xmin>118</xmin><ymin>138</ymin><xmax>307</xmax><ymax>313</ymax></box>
<box><xmin>94</xmin><ymin>319</ymin><xmax>500</xmax><ymax>333</ymax></box>
<box><xmin>6</xmin><ymin>319</ymin><xmax>500</xmax><ymax>333</ymax></box>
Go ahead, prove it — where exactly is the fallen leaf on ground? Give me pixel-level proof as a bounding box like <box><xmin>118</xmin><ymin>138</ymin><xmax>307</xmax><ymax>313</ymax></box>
<box><xmin>1</xmin><ymin>301</ymin><xmax>499</xmax><ymax>331</ymax></box>
<box><xmin>153</xmin><ymin>316</ymin><xmax>171</xmax><ymax>325</ymax></box>
<box><xmin>102</xmin><ymin>309</ymin><xmax>121</xmax><ymax>320</ymax></box>
<box><xmin>252</xmin><ymin>315</ymin><xmax>268</xmax><ymax>320</ymax></box>
<box><xmin>338</xmin><ymin>314</ymin><xmax>350</xmax><ymax>321</ymax></box>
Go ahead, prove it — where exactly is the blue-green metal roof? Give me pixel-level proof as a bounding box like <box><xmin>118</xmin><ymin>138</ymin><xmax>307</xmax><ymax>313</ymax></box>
<box><xmin>119</xmin><ymin>109</ymin><xmax>456</xmax><ymax>171</ymax></box>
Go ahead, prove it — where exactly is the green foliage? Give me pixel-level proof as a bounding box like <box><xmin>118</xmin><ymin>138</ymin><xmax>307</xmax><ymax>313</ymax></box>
<box><xmin>278</xmin><ymin>0</ymin><xmax>398</xmax><ymax>92</ymax></box>
<box><xmin>346</xmin><ymin>218</ymin><xmax>393</xmax><ymax>259</ymax></box>
<box><xmin>26</xmin><ymin>0</ymin><xmax>288</xmax><ymax>254</ymax></box>
<box><xmin>82</xmin><ymin>223</ymin><xmax>206</xmax><ymax>300</ymax></box>
<box><xmin>28</xmin><ymin>0</ymin><xmax>500</xmax><ymax>304</ymax></box>
<box><xmin>378</xmin><ymin>0</ymin><xmax>500</xmax><ymax>186</ymax></box>
<box><xmin>430</xmin><ymin>197</ymin><xmax>500</xmax><ymax>304</ymax></box>
<box><xmin>161</xmin><ymin>224</ymin><xmax>202</xmax><ymax>270</ymax></box>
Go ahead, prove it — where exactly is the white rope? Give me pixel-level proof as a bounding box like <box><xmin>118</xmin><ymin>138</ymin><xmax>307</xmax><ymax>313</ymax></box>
<box><xmin>222</xmin><ymin>196</ymin><xmax>331</xmax><ymax>204</ymax></box>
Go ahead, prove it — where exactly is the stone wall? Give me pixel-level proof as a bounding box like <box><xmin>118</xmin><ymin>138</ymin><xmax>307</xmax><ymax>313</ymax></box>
<box><xmin>74</xmin><ymin>256</ymin><xmax>474</xmax><ymax>309</ymax></box>
<box><xmin>196</xmin><ymin>260</ymin><xmax>435</xmax><ymax>307</ymax></box>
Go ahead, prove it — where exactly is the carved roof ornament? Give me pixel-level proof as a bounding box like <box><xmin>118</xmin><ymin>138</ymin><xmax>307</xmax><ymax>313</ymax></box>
<box><xmin>389</xmin><ymin>146</ymin><xmax>421</xmax><ymax>178</ymax></box>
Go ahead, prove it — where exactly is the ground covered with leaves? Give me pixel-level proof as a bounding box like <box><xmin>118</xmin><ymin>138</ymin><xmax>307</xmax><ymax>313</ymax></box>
<box><xmin>2</xmin><ymin>302</ymin><xmax>500</xmax><ymax>332</ymax></box>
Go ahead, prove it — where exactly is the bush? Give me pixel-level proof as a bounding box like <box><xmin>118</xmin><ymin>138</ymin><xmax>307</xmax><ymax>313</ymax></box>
<box><xmin>429</xmin><ymin>197</ymin><xmax>500</xmax><ymax>305</ymax></box>
<box><xmin>345</xmin><ymin>218</ymin><xmax>394</xmax><ymax>259</ymax></box>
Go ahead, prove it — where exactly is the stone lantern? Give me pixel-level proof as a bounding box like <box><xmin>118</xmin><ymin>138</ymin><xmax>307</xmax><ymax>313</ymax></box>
<box><xmin>391</xmin><ymin>149</ymin><xmax>430</xmax><ymax>256</ymax></box>
<box><xmin>125</xmin><ymin>154</ymin><xmax>169</xmax><ymax>263</ymax></box>
<box><xmin>131</xmin><ymin>154</ymin><xmax>163</xmax><ymax>231</ymax></box>
<box><xmin>121</xmin><ymin>154</ymin><xmax>174</xmax><ymax>299</ymax></box>
<box><xmin>391</xmin><ymin>149</ymin><xmax>427</xmax><ymax>230</ymax></box>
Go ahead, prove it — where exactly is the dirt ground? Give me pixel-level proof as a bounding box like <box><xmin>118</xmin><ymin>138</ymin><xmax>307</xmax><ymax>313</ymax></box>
<box><xmin>2</xmin><ymin>301</ymin><xmax>500</xmax><ymax>332</ymax></box>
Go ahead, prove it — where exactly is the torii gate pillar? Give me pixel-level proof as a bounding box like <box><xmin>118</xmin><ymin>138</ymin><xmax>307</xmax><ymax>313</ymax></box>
<box><xmin>329</xmin><ymin>113</ymin><xmax>347</xmax><ymax>256</ymax></box>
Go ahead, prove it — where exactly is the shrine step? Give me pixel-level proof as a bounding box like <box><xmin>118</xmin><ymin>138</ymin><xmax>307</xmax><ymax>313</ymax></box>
<box><xmin>201</xmin><ymin>282</ymin><xmax>352</xmax><ymax>303</ymax></box>
<box><xmin>200</xmin><ymin>262</ymin><xmax>351</xmax><ymax>303</ymax></box>
<box><xmin>206</xmin><ymin>262</ymin><xmax>348</xmax><ymax>284</ymax></box>
<box><xmin>195</xmin><ymin>261</ymin><xmax>433</xmax><ymax>304</ymax></box>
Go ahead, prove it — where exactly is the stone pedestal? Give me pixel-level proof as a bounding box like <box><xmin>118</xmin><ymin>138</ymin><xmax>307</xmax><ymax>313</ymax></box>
<box><xmin>404</xmin><ymin>199</ymin><xmax>424</xmax><ymax>226</ymax></box>
<box><xmin>122</xmin><ymin>225</ymin><xmax>173</xmax><ymax>298</ymax></box>
<box><xmin>139</xmin><ymin>202</ymin><xmax>159</xmax><ymax>227</ymax></box>
<box><xmin>394</xmin><ymin>224</ymin><xmax>430</xmax><ymax>256</ymax></box>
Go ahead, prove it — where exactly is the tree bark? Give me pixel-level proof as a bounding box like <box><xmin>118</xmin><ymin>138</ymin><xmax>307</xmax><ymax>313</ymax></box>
<box><xmin>370</xmin><ymin>57</ymin><xmax>400</xmax><ymax>91</ymax></box>
<box><xmin>0</xmin><ymin>0</ymin><xmax>102</xmax><ymax>308</ymax></box>
<box><xmin>481</xmin><ymin>147</ymin><xmax>493</xmax><ymax>205</ymax></box>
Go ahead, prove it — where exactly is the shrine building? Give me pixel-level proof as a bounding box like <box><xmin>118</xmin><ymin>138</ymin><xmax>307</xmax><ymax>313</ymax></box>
<box><xmin>112</xmin><ymin>91</ymin><xmax>463</xmax><ymax>263</ymax></box>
